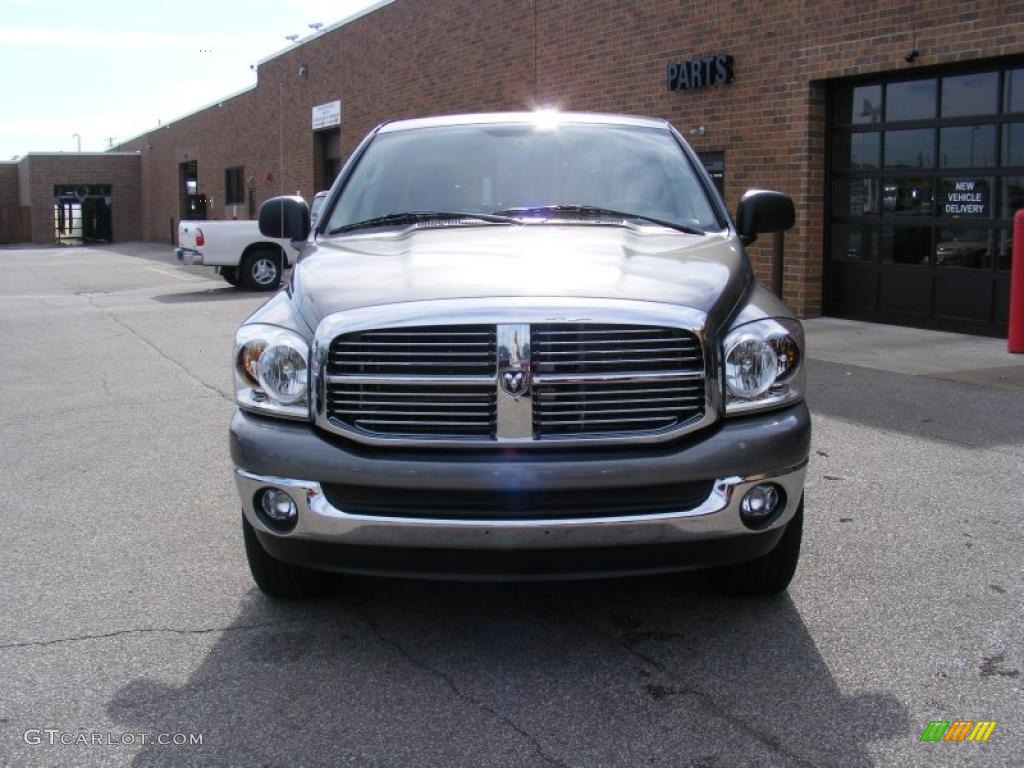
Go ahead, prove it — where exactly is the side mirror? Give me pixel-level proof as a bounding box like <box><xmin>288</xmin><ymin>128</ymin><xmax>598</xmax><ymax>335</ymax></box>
<box><xmin>736</xmin><ymin>189</ymin><xmax>795</xmax><ymax>246</ymax></box>
<box><xmin>258</xmin><ymin>196</ymin><xmax>310</xmax><ymax>240</ymax></box>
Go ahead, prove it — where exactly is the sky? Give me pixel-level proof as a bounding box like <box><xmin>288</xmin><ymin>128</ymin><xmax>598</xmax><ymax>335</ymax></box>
<box><xmin>0</xmin><ymin>0</ymin><xmax>379</xmax><ymax>158</ymax></box>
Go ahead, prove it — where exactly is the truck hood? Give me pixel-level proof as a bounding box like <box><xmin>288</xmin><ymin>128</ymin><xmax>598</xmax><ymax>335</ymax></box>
<box><xmin>289</xmin><ymin>225</ymin><xmax>749</xmax><ymax>332</ymax></box>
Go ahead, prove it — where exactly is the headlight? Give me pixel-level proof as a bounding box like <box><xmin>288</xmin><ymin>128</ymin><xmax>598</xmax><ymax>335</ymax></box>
<box><xmin>234</xmin><ymin>324</ymin><xmax>309</xmax><ymax>419</ymax></box>
<box><xmin>723</xmin><ymin>317</ymin><xmax>804</xmax><ymax>415</ymax></box>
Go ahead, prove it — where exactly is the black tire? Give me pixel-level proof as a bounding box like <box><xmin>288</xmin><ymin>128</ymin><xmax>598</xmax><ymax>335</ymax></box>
<box><xmin>239</xmin><ymin>248</ymin><xmax>282</xmax><ymax>291</ymax></box>
<box><xmin>718</xmin><ymin>496</ymin><xmax>803</xmax><ymax>596</ymax></box>
<box><xmin>220</xmin><ymin>267</ymin><xmax>240</xmax><ymax>286</ymax></box>
<box><xmin>242</xmin><ymin>515</ymin><xmax>334</xmax><ymax>598</ymax></box>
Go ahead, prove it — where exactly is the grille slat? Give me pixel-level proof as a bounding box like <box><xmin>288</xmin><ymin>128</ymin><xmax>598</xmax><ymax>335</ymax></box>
<box><xmin>331</xmin><ymin>394</ymin><xmax>492</xmax><ymax>402</ymax></box>
<box><xmin>534</xmin><ymin>338</ymin><xmax>698</xmax><ymax>346</ymax></box>
<box><xmin>538</xmin><ymin>386</ymin><xmax>702</xmax><ymax>398</ymax></box>
<box><xmin>336</xmin><ymin>409</ymin><xmax>494</xmax><ymax>417</ymax></box>
<box><xmin>535</xmin><ymin>396</ymin><xmax>700</xmax><ymax>407</ymax></box>
<box><xmin>531</xmin><ymin>323</ymin><xmax>705</xmax><ymax>438</ymax></box>
<box><xmin>536</xmin><ymin>356</ymin><xmax>690</xmax><ymax>367</ymax></box>
<box><xmin>539</xmin><ymin>401</ymin><xmax>702</xmax><ymax>413</ymax></box>
<box><xmin>333</xmin><ymin>352</ymin><xmax>493</xmax><ymax>359</ymax></box>
<box><xmin>339</xmin><ymin>341</ymin><xmax>493</xmax><ymax>347</ymax></box>
<box><xmin>357</xmin><ymin>330</ymin><xmax>493</xmax><ymax>338</ymax></box>
<box><xmin>329</xmin><ymin>362</ymin><xmax>489</xmax><ymax>370</ymax></box>
<box><xmin>532</xmin><ymin>328</ymin><xmax>670</xmax><ymax>336</ymax></box>
<box><xmin>331</xmin><ymin>400</ymin><xmax>491</xmax><ymax>408</ymax></box>
<box><xmin>540</xmin><ymin>416</ymin><xmax>679</xmax><ymax>426</ymax></box>
<box><xmin>536</xmin><ymin>350</ymin><xmax>696</xmax><ymax>360</ymax></box>
<box><xmin>357</xmin><ymin>419</ymin><xmax>493</xmax><ymax>427</ymax></box>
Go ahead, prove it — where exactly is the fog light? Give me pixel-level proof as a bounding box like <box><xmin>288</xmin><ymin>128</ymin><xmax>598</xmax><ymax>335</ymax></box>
<box><xmin>257</xmin><ymin>488</ymin><xmax>298</xmax><ymax>531</ymax></box>
<box><xmin>740</xmin><ymin>483</ymin><xmax>783</xmax><ymax>529</ymax></box>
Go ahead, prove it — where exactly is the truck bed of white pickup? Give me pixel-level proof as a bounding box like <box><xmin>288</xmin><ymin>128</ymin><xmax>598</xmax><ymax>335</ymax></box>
<box><xmin>176</xmin><ymin>220</ymin><xmax>296</xmax><ymax>290</ymax></box>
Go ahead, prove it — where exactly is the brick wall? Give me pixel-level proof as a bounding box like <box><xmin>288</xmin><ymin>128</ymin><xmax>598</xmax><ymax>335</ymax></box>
<box><xmin>0</xmin><ymin>162</ymin><xmax>29</xmax><ymax>243</ymax></box>
<box><xmin>17</xmin><ymin>159</ymin><xmax>30</xmax><ymax>208</ymax></box>
<box><xmin>116</xmin><ymin>0</ymin><xmax>1024</xmax><ymax>316</ymax></box>
<box><xmin>17</xmin><ymin>154</ymin><xmax>142</xmax><ymax>244</ymax></box>
<box><xmin>0</xmin><ymin>163</ymin><xmax>19</xmax><ymax>208</ymax></box>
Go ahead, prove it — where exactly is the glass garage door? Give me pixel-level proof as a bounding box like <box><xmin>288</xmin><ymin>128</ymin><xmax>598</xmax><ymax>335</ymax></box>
<box><xmin>827</xmin><ymin>63</ymin><xmax>1024</xmax><ymax>336</ymax></box>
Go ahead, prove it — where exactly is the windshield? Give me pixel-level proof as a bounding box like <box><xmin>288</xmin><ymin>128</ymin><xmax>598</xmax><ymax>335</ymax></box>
<box><xmin>326</xmin><ymin>121</ymin><xmax>722</xmax><ymax>233</ymax></box>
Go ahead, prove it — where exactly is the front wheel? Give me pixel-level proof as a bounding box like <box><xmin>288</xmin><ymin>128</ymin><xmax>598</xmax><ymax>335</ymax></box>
<box><xmin>239</xmin><ymin>249</ymin><xmax>282</xmax><ymax>291</ymax></box>
<box><xmin>242</xmin><ymin>515</ymin><xmax>334</xmax><ymax>598</ymax></box>
<box><xmin>718</xmin><ymin>496</ymin><xmax>803</xmax><ymax>596</ymax></box>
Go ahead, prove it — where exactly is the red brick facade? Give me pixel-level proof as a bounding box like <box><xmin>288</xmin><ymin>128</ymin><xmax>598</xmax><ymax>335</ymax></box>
<box><xmin>13</xmin><ymin>0</ymin><xmax>1024</xmax><ymax>317</ymax></box>
<box><xmin>0</xmin><ymin>163</ymin><xmax>18</xmax><ymax>208</ymax></box>
<box><xmin>12</xmin><ymin>153</ymin><xmax>142</xmax><ymax>244</ymax></box>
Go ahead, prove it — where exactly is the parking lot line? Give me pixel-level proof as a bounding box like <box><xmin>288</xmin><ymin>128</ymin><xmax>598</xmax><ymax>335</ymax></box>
<box><xmin>145</xmin><ymin>265</ymin><xmax>207</xmax><ymax>282</ymax></box>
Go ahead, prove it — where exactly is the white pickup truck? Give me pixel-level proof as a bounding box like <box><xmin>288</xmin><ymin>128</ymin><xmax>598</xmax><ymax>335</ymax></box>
<box><xmin>175</xmin><ymin>220</ymin><xmax>297</xmax><ymax>290</ymax></box>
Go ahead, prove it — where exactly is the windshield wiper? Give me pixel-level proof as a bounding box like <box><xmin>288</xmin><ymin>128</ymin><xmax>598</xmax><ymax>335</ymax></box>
<box><xmin>328</xmin><ymin>211</ymin><xmax>522</xmax><ymax>234</ymax></box>
<box><xmin>492</xmin><ymin>205</ymin><xmax>707</xmax><ymax>235</ymax></box>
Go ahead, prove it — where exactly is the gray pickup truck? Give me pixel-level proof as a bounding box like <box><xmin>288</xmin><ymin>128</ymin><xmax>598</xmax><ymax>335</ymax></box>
<box><xmin>230</xmin><ymin>112</ymin><xmax>810</xmax><ymax>598</ymax></box>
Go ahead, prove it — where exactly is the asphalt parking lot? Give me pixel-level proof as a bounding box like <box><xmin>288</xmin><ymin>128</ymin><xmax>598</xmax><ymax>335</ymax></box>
<box><xmin>1</xmin><ymin>243</ymin><xmax>1021</xmax><ymax>768</ymax></box>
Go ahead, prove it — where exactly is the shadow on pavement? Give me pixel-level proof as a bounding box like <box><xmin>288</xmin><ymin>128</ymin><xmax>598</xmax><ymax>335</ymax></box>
<box><xmin>807</xmin><ymin>358</ymin><xmax>1024</xmax><ymax>450</ymax></box>
<box><xmin>107</xmin><ymin>573</ymin><xmax>907</xmax><ymax>767</ymax></box>
<box><xmin>150</xmin><ymin>287</ymin><xmax>279</xmax><ymax>303</ymax></box>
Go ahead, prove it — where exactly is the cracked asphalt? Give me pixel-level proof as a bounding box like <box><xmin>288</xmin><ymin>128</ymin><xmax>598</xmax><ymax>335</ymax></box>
<box><xmin>1</xmin><ymin>243</ymin><xmax>1021</xmax><ymax>767</ymax></box>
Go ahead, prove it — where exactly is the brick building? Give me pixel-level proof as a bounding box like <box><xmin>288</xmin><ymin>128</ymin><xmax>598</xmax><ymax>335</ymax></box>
<box><xmin>3</xmin><ymin>0</ymin><xmax>1023</xmax><ymax>335</ymax></box>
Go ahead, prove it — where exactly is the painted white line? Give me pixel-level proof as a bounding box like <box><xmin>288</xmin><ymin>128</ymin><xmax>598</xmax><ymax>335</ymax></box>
<box><xmin>145</xmin><ymin>266</ymin><xmax>207</xmax><ymax>282</ymax></box>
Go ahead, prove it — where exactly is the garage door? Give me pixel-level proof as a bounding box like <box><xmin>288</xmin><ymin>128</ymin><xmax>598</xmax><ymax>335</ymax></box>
<box><xmin>827</xmin><ymin>63</ymin><xmax>1024</xmax><ymax>336</ymax></box>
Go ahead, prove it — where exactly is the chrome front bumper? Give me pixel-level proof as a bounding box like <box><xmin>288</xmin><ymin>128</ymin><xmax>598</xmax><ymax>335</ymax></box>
<box><xmin>235</xmin><ymin>462</ymin><xmax>807</xmax><ymax>551</ymax></box>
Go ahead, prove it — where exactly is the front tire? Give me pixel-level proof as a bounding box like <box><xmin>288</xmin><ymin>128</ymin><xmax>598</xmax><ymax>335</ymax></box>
<box><xmin>239</xmin><ymin>249</ymin><xmax>282</xmax><ymax>291</ymax></box>
<box><xmin>718</xmin><ymin>496</ymin><xmax>803</xmax><ymax>596</ymax></box>
<box><xmin>220</xmin><ymin>267</ymin><xmax>240</xmax><ymax>286</ymax></box>
<box><xmin>242</xmin><ymin>515</ymin><xmax>334</xmax><ymax>598</ymax></box>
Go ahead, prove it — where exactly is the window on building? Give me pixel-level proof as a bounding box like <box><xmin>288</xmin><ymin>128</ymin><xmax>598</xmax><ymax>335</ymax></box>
<box><xmin>697</xmin><ymin>151</ymin><xmax>725</xmax><ymax>198</ymax></box>
<box><xmin>828</xmin><ymin>64</ymin><xmax>1022</xmax><ymax>335</ymax></box>
<box><xmin>941</xmin><ymin>72</ymin><xmax>999</xmax><ymax>118</ymax></box>
<box><xmin>225</xmin><ymin>166</ymin><xmax>244</xmax><ymax>205</ymax></box>
<box><xmin>885</xmin><ymin>79</ymin><xmax>937</xmax><ymax>121</ymax></box>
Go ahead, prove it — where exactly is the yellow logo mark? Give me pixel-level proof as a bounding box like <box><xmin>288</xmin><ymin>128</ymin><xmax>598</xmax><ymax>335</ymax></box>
<box><xmin>967</xmin><ymin>721</ymin><xmax>997</xmax><ymax>742</ymax></box>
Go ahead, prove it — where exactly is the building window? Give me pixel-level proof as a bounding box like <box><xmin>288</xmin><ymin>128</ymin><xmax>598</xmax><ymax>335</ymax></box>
<box><xmin>697</xmin><ymin>152</ymin><xmax>725</xmax><ymax>198</ymax></box>
<box><xmin>225</xmin><ymin>166</ymin><xmax>244</xmax><ymax>205</ymax></box>
<box><xmin>828</xmin><ymin>63</ymin><xmax>1023</xmax><ymax>335</ymax></box>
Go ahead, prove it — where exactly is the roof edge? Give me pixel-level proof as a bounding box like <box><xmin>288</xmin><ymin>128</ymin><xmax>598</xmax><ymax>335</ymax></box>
<box><xmin>256</xmin><ymin>0</ymin><xmax>398</xmax><ymax>66</ymax></box>
<box><xmin>110</xmin><ymin>2</ymin><xmax>398</xmax><ymax>150</ymax></box>
<box><xmin>112</xmin><ymin>83</ymin><xmax>257</xmax><ymax>150</ymax></box>
<box><xmin>23</xmin><ymin>151</ymin><xmax>141</xmax><ymax>157</ymax></box>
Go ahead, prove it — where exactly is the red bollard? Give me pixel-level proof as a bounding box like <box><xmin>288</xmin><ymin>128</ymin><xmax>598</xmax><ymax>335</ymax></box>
<box><xmin>1011</xmin><ymin>210</ymin><xmax>1024</xmax><ymax>353</ymax></box>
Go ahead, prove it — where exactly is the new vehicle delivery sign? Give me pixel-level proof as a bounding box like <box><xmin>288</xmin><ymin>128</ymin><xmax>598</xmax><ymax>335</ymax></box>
<box><xmin>944</xmin><ymin>179</ymin><xmax>988</xmax><ymax>216</ymax></box>
<box><xmin>312</xmin><ymin>100</ymin><xmax>341</xmax><ymax>130</ymax></box>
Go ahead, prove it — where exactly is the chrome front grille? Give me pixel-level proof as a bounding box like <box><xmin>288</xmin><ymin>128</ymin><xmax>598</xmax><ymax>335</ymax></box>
<box><xmin>319</xmin><ymin>317</ymin><xmax>708</xmax><ymax>445</ymax></box>
<box><xmin>531</xmin><ymin>324</ymin><xmax>702</xmax><ymax>374</ymax></box>
<box><xmin>329</xmin><ymin>325</ymin><xmax>495</xmax><ymax>375</ymax></box>
<box><xmin>325</xmin><ymin>382</ymin><xmax>496</xmax><ymax>436</ymax></box>
<box><xmin>325</xmin><ymin>326</ymin><xmax>496</xmax><ymax>437</ymax></box>
<box><xmin>531</xmin><ymin>324</ymin><xmax>705</xmax><ymax>436</ymax></box>
<box><xmin>528</xmin><ymin>323</ymin><xmax>704</xmax><ymax>374</ymax></box>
